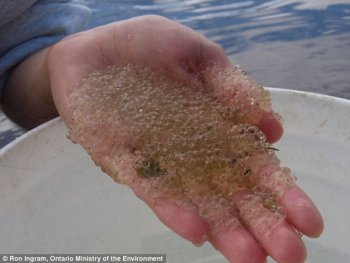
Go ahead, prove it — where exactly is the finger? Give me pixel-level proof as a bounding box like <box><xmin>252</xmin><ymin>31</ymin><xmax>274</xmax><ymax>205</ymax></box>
<box><xmin>210</xmin><ymin>226</ymin><xmax>267</xmax><ymax>263</ymax></box>
<box><xmin>139</xmin><ymin>180</ymin><xmax>269</xmax><ymax>263</ymax></box>
<box><xmin>137</xmin><ymin>185</ymin><xmax>268</xmax><ymax>263</ymax></box>
<box><xmin>256</xmin><ymin>110</ymin><xmax>283</xmax><ymax>143</ymax></box>
<box><xmin>147</xmin><ymin>200</ymin><xmax>210</xmax><ymax>245</ymax></box>
<box><xmin>279</xmin><ymin>186</ymin><xmax>324</xmax><ymax>238</ymax></box>
<box><xmin>234</xmin><ymin>193</ymin><xmax>306</xmax><ymax>263</ymax></box>
<box><xmin>201</xmin><ymin>65</ymin><xmax>284</xmax><ymax>144</ymax></box>
<box><xmin>262</xmin><ymin>222</ymin><xmax>306</xmax><ymax>263</ymax></box>
<box><xmin>253</xmin><ymin>165</ymin><xmax>324</xmax><ymax>237</ymax></box>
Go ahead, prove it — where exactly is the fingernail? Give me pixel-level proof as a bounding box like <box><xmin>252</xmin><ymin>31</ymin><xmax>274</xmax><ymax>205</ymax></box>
<box><xmin>192</xmin><ymin>234</ymin><xmax>208</xmax><ymax>247</ymax></box>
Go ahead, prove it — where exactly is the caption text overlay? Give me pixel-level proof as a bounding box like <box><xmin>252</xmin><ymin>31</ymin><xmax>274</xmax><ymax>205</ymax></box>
<box><xmin>0</xmin><ymin>254</ymin><xmax>166</xmax><ymax>263</ymax></box>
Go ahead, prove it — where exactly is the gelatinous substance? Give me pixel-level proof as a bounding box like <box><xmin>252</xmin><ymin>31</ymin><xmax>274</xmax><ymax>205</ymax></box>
<box><xmin>68</xmin><ymin>65</ymin><xmax>295</xmax><ymax>234</ymax></box>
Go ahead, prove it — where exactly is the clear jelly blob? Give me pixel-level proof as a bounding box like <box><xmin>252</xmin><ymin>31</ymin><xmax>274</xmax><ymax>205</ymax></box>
<box><xmin>68</xmin><ymin>65</ymin><xmax>295</xmax><ymax>234</ymax></box>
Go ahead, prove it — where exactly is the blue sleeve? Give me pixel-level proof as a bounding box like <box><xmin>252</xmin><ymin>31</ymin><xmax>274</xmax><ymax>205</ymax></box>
<box><xmin>0</xmin><ymin>0</ymin><xmax>91</xmax><ymax>100</ymax></box>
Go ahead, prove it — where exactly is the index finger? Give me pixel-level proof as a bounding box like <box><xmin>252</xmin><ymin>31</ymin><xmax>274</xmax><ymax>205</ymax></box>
<box><xmin>200</xmin><ymin>64</ymin><xmax>284</xmax><ymax>143</ymax></box>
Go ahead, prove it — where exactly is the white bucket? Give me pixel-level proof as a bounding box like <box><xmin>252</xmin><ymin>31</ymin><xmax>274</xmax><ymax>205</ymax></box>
<box><xmin>1</xmin><ymin>89</ymin><xmax>349</xmax><ymax>262</ymax></box>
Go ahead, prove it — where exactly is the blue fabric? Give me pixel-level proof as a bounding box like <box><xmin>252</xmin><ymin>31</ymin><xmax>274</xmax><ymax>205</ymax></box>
<box><xmin>0</xmin><ymin>0</ymin><xmax>92</xmax><ymax>99</ymax></box>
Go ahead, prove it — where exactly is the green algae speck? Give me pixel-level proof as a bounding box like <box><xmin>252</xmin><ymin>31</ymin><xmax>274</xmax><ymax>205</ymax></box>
<box><xmin>135</xmin><ymin>158</ymin><xmax>166</xmax><ymax>178</ymax></box>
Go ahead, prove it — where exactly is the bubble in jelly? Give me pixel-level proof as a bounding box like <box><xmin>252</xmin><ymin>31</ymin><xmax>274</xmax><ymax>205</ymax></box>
<box><xmin>68</xmin><ymin>65</ymin><xmax>295</xmax><ymax>234</ymax></box>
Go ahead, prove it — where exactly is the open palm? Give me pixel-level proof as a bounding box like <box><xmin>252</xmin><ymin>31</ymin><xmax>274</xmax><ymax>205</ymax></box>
<box><xmin>48</xmin><ymin>16</ymin><xmax>323</xmax><ymax>263</ymax></box>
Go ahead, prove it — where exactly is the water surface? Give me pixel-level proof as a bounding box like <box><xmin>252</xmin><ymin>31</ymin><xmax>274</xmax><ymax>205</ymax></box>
<box><xmin>1</xmin><ymin>0</ymin><xmax>349</xmax><ymax>147</ymax></box>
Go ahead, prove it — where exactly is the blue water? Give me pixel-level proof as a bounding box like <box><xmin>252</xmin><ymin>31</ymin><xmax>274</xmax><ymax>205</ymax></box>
<box><xmin>1</xmin><ymin>0</ymin><xmax>350</xmax><ymax>148</ymax></box>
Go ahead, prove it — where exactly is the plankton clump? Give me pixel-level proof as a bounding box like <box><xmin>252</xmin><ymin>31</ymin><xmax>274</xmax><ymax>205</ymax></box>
<box><xmin>68</xmin><ymin>64</ymin><xmax>295</xmax><ymax>233</ymax></box>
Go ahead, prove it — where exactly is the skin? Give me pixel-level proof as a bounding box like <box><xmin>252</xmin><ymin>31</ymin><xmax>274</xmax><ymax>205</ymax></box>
<box><xmin>2</xmin><ymin>15</ymin><xmax>323</xmax><ymax>263</ymax></box>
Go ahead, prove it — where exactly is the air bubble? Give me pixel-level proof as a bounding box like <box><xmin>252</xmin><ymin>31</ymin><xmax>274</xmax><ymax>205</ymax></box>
<box><xmin>68</xmin><ymin>65</ymin><xmax>295</xmax><ymax>233</ymax></box>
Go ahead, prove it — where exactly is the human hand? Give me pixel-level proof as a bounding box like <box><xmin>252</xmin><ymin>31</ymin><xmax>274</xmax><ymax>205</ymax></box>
<box><xmin>48</xmin><ymin>15</ymin><xmax>323</xmax><ymax>263</ymax></box>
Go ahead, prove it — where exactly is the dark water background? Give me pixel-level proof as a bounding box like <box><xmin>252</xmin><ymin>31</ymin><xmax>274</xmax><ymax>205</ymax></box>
<box><xmin>1</xmin><ymin>0</ymin><xmax>350</xmax><ymax>148</ymax></box>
